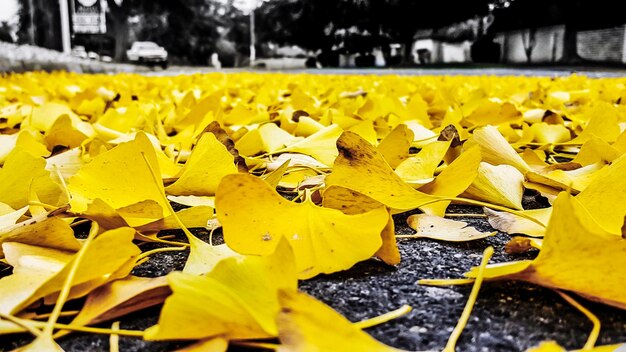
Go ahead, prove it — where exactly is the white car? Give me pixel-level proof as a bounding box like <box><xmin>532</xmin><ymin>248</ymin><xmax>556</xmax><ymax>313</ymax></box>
<box><xmin>126</xmin><ymin>41</ymin><xmax>168</xmax><ymax>68</ymax></box>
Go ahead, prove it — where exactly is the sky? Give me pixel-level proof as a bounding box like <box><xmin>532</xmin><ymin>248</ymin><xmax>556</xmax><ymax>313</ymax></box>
<box><xmin>0</xmin><ymin>0</ymin><xmax>18</xmax><ymax>23</ymax></box>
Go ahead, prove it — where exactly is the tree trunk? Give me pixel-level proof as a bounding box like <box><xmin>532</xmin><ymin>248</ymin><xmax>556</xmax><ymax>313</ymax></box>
<box><xmin>560</xmin><ymin>24</ymin><xmax>582</xmax><ymax>63</ymax></box>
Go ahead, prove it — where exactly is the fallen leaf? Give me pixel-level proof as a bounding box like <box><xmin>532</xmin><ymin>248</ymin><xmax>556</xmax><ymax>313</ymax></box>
<box><xmin>216</xmin><ymin>173</ymin><xmax>388</xmax><ymax>279</ymax></box>
<box><xmin>166</xmin><ymin>132</ymin><xmax>239</xmax><ymax>196</ymax></box>
<box><xmin>276</xmin><ymin>290</ymin><xmax>403</xmax><ymax>352</ymax></box>
<box><xmin>145</xmin><ymin>239</ymin><xmax>297</xmax><ymax>340</ymax></box>
<box><xmin>406</xmin><ymin>214</ymin><xmax>495</xmax><ymax>242</ymax></box>
<box><xmin>466</xmin><ymin>193</ymin><xmax>626</xmax><ymax>309</ymax></box>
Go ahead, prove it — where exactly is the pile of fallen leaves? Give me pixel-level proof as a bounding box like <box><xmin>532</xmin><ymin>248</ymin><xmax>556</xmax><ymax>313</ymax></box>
<box><xmin>1</xmin><ymin>71</ymin><xmax>625</xmax><ymax>351</ymax></box>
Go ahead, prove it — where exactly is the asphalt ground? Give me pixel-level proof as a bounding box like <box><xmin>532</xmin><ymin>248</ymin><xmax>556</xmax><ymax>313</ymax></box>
<box><xmin>2</xmin><ymin>190</ymin><xmax>626</xmax><ymax>351</ymax></box>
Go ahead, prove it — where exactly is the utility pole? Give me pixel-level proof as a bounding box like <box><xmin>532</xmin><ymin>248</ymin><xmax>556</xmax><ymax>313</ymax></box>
<box><xmin>249</xmin><ymin>7</ymin><xmax>256</xmax><ymax>63</ymax></box>
<box><xmin>28</xmin><ymin>0</ymin><xmax>35</xmax><ymax>44</ymax></box>
<box><xmin>59</xmin><ymin>0</ymin><xmax>71</xmax><ymax>53</ymax></box>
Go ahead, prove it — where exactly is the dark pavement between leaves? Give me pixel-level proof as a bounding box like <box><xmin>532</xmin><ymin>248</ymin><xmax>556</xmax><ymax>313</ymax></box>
<box><xmin>2</xmin><ymin>191</ymin><xmax>626</xmax><ymax>352</ymax></box>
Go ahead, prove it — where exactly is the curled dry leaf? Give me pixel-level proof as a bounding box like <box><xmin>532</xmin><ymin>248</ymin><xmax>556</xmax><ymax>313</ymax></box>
<box><xmin>406</xmin><ymin>214</ymin><xmax>495</xmax><ymax>242</ymax></box>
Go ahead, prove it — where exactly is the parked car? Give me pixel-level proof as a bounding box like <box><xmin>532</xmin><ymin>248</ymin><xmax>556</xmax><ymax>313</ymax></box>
<box><xmin>87</xmin><ymin>51</ymin><xmax>100</xmax><ymax>60</ymax></box>
<box><xmin>126</xmin><ymin>41</ymin><xmax>168</xmax><ymax>68</ymax></box>
<box><xmin>70</xmin><ymin>46</ymin><xmax>88</xmax><ymax>60</ymax></box>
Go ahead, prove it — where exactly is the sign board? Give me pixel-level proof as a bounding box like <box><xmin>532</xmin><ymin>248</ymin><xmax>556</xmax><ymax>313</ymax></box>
<box><xmin>71</xmin><ymin>0</ymin><xmax>107</xmax><ymax>34</ymax></box>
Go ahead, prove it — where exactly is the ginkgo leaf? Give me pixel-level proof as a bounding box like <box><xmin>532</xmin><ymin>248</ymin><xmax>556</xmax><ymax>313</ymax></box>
<box><xmin>377</xmin><ymin>124</ymin><xmax>415</xmax><ymax>169</ymax></box>
<box><xmin>0</xmin><ymin>205</ymin><xmax>28</xmax><ymax>233</ymax></box>
<box><xmin>70</xmin><ymin>276</ymin><xmax>170</xmax><ymax>327</ymax></box>
<box><xmin>68</xmin><ymin>132</ymin><xmax>172</xmax><ymax>226</ymax></box>
<box><xmin>135</xmin><ymin>206</ymin><xmax>214</xmax><ymax>233</ymax></box>
<box><xmin>569</xmin><ymin>102</ymin><xmax>621</xmax><ymax>144</ymax></box>
<box><xmin>183</xmin><ymin>236</ymin><xmax>242</xmax><ymax>276</ymax></box>
<box><xmin>216</xmin><ymin>173</ymin><xmax>389</xmax><ymax>279</ymax></box>
<box><xmin>176</xmin><ymin>338</ymin><xmax>228</xmax><ymax>352</ymax></box>
<box><xmin>276</xmin><ymin>290</ymin><xmax>403</xmax><ymax>352</ymax></box>
<box><xmin>145</xmin><ymin>239</ymin><xmax>297</xmax><ymax>340</ymax></box>
<box><xmin>395</xmin><ymin>140</ymin><xmax>451</xmax><ymax>186</ymax></box>
<box><xmin>418</xmin><ymin>146</ymin><xmax>482</xmax><ymax>214</ymax></box>
<box><xmin>0</xmin><ymin>149</ymin><xmax>66</xmax><ymax>209</ymax></box>
<box><xmin>575</xmin><ymin>154</ymin><xmax>626</xmax><ymax>236</ymax></box>
<box><xmin>325</xmin><ymin>131</ymin><xmax>443</xmax><ymax>215</ymax></box>
<box><xmin>165</xmin><ymin>132</ymin><xmax>239</xmax><ymax>196</ymax></box>
<box><xmin>0</xmin><ymin>227</ymin><xmax>140</xmax><ymax>314</ymax></box>
<box><xmin>406</xmin><ymin>214</ymin><xmax>495</xmax><ymax>242</ymax></box>
<box><xmin>484</xmin><ymin>207</ymin><xmax>552</xmax><ymax>237</ymax></box>
<box><xmin>529</xmin><ymin>122</ymin><xmax>571</xmax><ymax>144</ymax></box>
<box><xmin>277</xmin><ymin>124</ymin><xmax>344</xmax><ymax>166</ymax></box>
<box><xmin>236</xmin><ymin>123</ymin><xmax>301</xmax><ymax>156</ymax></box>
<box><xmin>472</xmin><ymin>125</ymin><xmax>532</xmax><ymax>174</ymax></box>
<box><xmin>462</xmin><ymin>162</ymin><xmax>525</xmax><ymax>210</ymax></box>
<box><xmin>0</xmin><ymin>216</ymin><xmax>81</xmax><ymax>256</ymax></box>
<box><xmin>465</xmin><ymin>193</ymin><xmax>626</xmax><ymax>310</ymax></box>
<box><xmin>44</xmin><ymin>114</ymin><xmax>92</xmax><ymax>149</ymax></box>
<box><xmin>573</xmin><ymin>137</ymin><xmax>623</xmax><ymax>166</ymax></box>
<box><xmin>200</xmin><ymin>121</ymin><xmax>248</xmax><ymax>173</ymax></box>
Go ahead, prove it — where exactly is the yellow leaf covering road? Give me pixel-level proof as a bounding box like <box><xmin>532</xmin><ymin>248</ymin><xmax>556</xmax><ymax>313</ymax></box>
<box><xmin>216</xmin><ymin>173</ymin><xmax>389</xmax><ymax>279</ymax></box>
<box><xmin>1</xmin><ymin>72</ymin><xmax>626</xmax><ymax>350</ymax></box>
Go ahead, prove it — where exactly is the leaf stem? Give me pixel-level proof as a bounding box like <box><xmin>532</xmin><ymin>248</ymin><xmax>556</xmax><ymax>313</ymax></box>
<box><xmin>419</xmin><ymin>196</ymin><xmax>547</xmax><ymax>228</ymax></box>
<box><xmin>0</xmin><ymin>312</ymin><xmax>43</xmax><ymax>337</ymax></box>
<box><xmin>556</xmin><ymin>291</ymin><xmax>600</xmax><ymax>350</ymax></box>
<box><xmin>43</xmin><ymin>222</ymin><xmax>100</xmax><ymax>337</ymax></box>
<box><xmin>136</xmin><ymin>246</ymin><xmax>187</xmax><ymax>261</ymax></box>
<box><xmin>443</xmin><ymin>246</ymin><xmax>494</xmax><ymax>352</ymax></box>
<box><xmin>353</xmin><ymin>305</ymin><xmax>412</xmax><ymax>330</ymax></box>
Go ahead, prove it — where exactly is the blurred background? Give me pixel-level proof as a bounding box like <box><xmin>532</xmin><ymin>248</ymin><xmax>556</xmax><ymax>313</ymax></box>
<box><xmin>1</xmin><ymin>0</ymin><xmax>625</xmax><ymax>72</ymax></box>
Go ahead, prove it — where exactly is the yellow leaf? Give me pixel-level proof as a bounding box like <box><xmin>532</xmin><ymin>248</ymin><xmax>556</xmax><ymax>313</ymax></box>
<box><xmin>484</xmin><ymin>207</ymin><xmax>552</xmax><ymax>237</ymax></box>
<box><xmin>467</xmin><ymin>193</ymin><xmax>626</xmax><ymax>309</ymax></box>
<box><xmin>377</xmin><ymin>124</ymin><xmax>415</xmax><ymax>169</ymax></box>
<box><xmin>576</xmin><ymin>154</ymin><xmax>626</xmax><ymax>235</ymax></box>
<box><xmin>44</xmin><ymin>114</ymin><xmax>92</xmax><ymax>149</ymax></box>
<box><xmin>570</xmin><ymin>102</ymin><xmax>621</xmax><ymax>144</ymax></box>
<box><xmin>23</xmin><ymin>102</ymin><xmax>77</xmax><ymax>132</ymax></box>
<box><xmin>68</xmin><ymin>132</ymin><xmax>172</xmax><ymax>225</ymax></box>
<box><xmin>529</xmin><ymin>122</ymin><xmax>571</xmax><ymax>144</ymax></box>
<box><xmin>0</xmin><ymin>149</ymin><xmax>66</xmax><ymax>209</ymax></box>
<box><xmin>406</xmin><ymin>214</ymin><xmax>495</xmax><ymax>241</ymax></box>
<box><xmin>463</xmin><ymin>162</ymin><xmax>525</xmax><ymax>210</ymax></box>
<box><xmin>0</xmin><ymin>216</ymin><xmax>81</xmax><ymax>256</ymax></box>
<box><xmin>0</xmin><ymin>227</ymin><xmax>139</xmax><ymax>315</ymax></box>
<box><xmin>278</xmin><ymin>124</ymin><xmax>344</xmax><ymax>166</ymax></box>
<box><xmin>419</xmin><ymin>146</ymin><xmax>482</xmax><ymax>215</ymax></box>
<box><xmin>135</xmin><ymin>206</ymin><xmax>214</xmax><ymax>233</ymax></box>
<box><xmin>472</xmin><ymin>125</ymin><xmax>532</xmax><ymax>174</ymax></box>
<box><xmin>216</xmin><ymin>173</ymin><xmax>388</xmax><ymax>279</ymax></box>
<box><xmin>70</xmin><ymin>276</ymin><xmax>170</xmax><ymax>327</ymax></box>
<box><xmin>276</xmin><ymin>290</ymin><xmax>403</xmax><ymax>352</ymax></box>
<box><xmin>395</xmin><ymin>140</ymin><xmax>451</xmax><ymax>186</ymax></box>
<box><xmin>166</xmin><ymin>132</ymin><xmax>239</xmax><ymax>196</ymax></box>
<box><xmin>573</xmin><ymin>137</ymin><xmax>623</xmax><ymax>166</ymax></box>
<box><xmin>325</xmin><ymin>131</ymin><xmax>440</xmax><ymax>215</ymax></box>
<box><xmin>145</xmin><ymin>239</ymin><xmax>297</xmax><ymax>340</ymax></box>
<box><xmin>236</xmin><ymin>123</ymin><xmax>301</xmax><ymax>156</ymax></box>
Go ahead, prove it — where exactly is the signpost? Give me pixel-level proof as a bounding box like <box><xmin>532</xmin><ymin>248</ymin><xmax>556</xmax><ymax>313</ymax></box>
<box><xmin>71</xmin><ymin>0</ymin><xmax>107</xmax><ymax>34</ymax></box>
